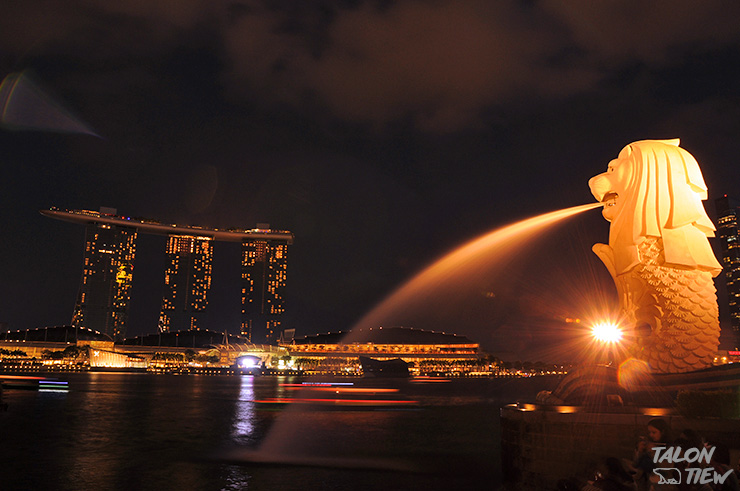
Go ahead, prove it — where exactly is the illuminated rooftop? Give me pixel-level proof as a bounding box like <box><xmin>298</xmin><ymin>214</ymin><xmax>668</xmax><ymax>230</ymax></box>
<box><xmin>41</xmin><ymin>207</ymin><xmax>294</xmax><ymax>243</ymax></box>
<box><xmin>0</xmin><ymin>325</ymin><xmax>113</xmax><ymax>342</ymax></box>
<box><xmin>121</xmin><ymin>328</ymin><xmax>250</xmax><ymax>348</ymax></box>
<box><xmin>290</xmin><ymin>326</ymin><xmax>477</xmax><ymax>346</ymax></box>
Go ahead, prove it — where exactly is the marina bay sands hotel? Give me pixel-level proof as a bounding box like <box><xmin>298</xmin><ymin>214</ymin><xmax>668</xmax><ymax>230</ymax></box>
<box><xmin>42</xmin><ymin>207</ymin><xmax>293</xmax><ymax>344</ymax></box>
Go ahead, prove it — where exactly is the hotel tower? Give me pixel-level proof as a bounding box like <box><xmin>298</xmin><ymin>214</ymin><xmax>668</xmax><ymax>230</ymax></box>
<box><xmin>158</xmin><ymin>235</ymin><xmax>213</xmax><ymax>332</ymax></box>
<box><xmin>241</xmin><ymin>226</ymin><xmax>289</xmax><ymax>344</ymax></box>
<box><xmin>70</xmin><ymin>208</ymin><xmax>136</xmax><ymax>341</ymax></box>
<box><xmin>42</xmin><ymin>208</ymin><xmax>293</xmax><ymax>343</ymax></box>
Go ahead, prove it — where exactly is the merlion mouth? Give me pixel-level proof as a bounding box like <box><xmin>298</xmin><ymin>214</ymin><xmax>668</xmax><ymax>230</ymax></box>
<box><xmin>602</xmin><ymin>192</ymin><xmax>619</xmax><ymax>207</ymax></box>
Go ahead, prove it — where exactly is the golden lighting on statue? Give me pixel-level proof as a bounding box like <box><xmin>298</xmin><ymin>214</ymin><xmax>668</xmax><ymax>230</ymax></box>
<box><xmin>589</xmin><ymin>139</ymin><xmax>721</xmax><ymax>373</ymax></box>
<box><xmin>591</xmin><ymin>322</ymin><xmax>622</xmax><ymax>344</ymax></box>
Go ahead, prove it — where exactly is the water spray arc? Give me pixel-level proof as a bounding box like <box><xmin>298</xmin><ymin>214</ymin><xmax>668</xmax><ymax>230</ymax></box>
<box><xmin>346</xmin><ymin>202</ymin><xmax>603</xmax><ymax>341</ymax></box>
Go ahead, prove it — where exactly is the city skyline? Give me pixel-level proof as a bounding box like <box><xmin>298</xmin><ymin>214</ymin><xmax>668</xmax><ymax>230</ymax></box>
<box><xmin>715</xmin><ymin>196</ymin><xmax>740</xmax><ymax>348</ymax></box>
<box><xmin>4</xmin><ymin>2</ymin><xmax>740</xmax><ymax>359</ymax></box>
<box><xmin>42</xmin><ymin>207</ymin><xmax>293</xmax><ymax>343</ymax></box>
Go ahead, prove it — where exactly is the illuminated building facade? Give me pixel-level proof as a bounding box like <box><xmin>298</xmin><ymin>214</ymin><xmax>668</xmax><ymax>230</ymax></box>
<box><xmin>159</xmin><ymin>235</ymin><xmax>213</xmax><ymax>332</ymax></box>
<box><xmin>71</xmin><ymin>211</ymin><xmax>136</xmax><ymax>341</ymax></box>
<box><xmin>281</xmin><ymin>327</ymin><xmax>494</xmax><ymax>376</ymax></box>
<box><xmin>241</xmin><ymin>232</ymin><xmax>289</xmax><ymax>344</ymax></box>
<box><xmin>285</xmin><ymin>327</ymin><xmax>479</xmax><ymax>358</ymax></box>
<box><xmin>42</xmin><ymin>207</ymin><xmax>293</xmax><ymax>338</ymax></box>
<box><xmin>716</xmin><ymin>196</ymin><xmax>740</xmax><ymax>348</ymax></box>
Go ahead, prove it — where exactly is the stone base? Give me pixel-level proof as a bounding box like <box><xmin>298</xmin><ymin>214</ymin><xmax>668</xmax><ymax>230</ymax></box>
<box><xmin>500</xmin><ymin>404</ymin><xmax>740</xmax><ymax>490</ymax></box>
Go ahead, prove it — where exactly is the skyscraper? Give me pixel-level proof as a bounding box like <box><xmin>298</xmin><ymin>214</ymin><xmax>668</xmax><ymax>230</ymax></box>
<box><xmin>159</xmin><ymin>235</ymin><xmax>213</xmax><ymax>332</ymax></box>
<box><xmin>71</xmin><ymin>209</ymin><xmax>137</xmax><ymax>341</ymax></box>
<box><xmin>241</xmin><ymin>229</ymin><xmax>289</xmax><ymax>344</ymax></box>
<box><xmin>43</xmin><ymin>207</ymin><xmax>293</xmax><ymax>339</ymax></box>
<box><xmin>715</xmin><ymin>195</ymin><xmax>740</xmax><ymax>349</ymax></box>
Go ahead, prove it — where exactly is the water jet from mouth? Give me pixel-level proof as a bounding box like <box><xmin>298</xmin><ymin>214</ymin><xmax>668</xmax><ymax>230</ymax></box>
<box><xmin>229</xmin><ymin>202</ymin><xmax>604</xmax><ymax>475</ymax></box>
<box><xmin>344</xmin><ymin>202</ymin><xmax>603</xmax><ymax>343</ymax></box>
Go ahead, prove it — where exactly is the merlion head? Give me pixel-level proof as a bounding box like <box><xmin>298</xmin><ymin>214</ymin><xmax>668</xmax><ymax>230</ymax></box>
<box><xmin>588</xmin><ymin>139</ymin><xmax>720</xmax><ymax>276</ymax></box>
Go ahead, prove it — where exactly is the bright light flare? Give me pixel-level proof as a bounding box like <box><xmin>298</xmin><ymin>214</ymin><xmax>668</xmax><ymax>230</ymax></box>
<box><xmin>236</xmin><ymin>355</ymin><xmax>261</xmax><ymax>369</ymax></box>
<box><xmin>591</xmin><ymin>322</ymin><xmax>622</xmax><ymax>343</ymax></box>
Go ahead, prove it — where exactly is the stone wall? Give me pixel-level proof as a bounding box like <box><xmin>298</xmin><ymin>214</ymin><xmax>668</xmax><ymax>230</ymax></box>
<box><xmin>500</xmin><ymin>404</ymin><xmax>740</xmax><ymax>490</ymax></box>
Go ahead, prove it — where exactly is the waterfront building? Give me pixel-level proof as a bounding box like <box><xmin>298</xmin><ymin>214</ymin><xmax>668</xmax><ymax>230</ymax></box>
<box><xmin>714</xmin><ymin>350</ymin><xmax>740</xmax><ymax>365</ymax></box>
<box><xmin>715</xmin><ymin>196</ymin><xmax>740</xmax><ymax>348</ymax></box>
<box><xmin>42</xmin><ymin>207</ymin><xmax>293</xmax><ymax>337</ymax></box>
<box><xmin>241</xmin><ymin>225</ymin><xmax>289</xmax><ymax>344</ymax></box>
<box><xmin>282</xmin><ymin>326</ymin><xmax>495</xmax><ymax>376</ymax></box>
<box><xmin>70</xmin><ymin>208</ymin><xmax>136</xmax><ymax>341</ymax></box>
<box><xmin>0</xmin><ymin>325</ymin><xmax>115</xmax><ymax>361</ymax></box>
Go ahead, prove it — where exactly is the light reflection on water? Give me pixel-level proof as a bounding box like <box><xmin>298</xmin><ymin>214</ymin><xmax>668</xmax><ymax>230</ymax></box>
<box><xmin>0</xmin><ymin>372</ymin><xmax>557</xmax><ymax>490</ymax></box>
<box><xmin>231</xmin><ymin>375</ymin><xmax>255</xmax><ymax>445</ymax></box>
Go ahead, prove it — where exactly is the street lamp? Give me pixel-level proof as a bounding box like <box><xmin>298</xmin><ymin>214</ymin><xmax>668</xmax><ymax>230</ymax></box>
<box><xmin>591</xmin><ymin>322</ymin><xmax>622</xmax><ymax>344</ymax></box>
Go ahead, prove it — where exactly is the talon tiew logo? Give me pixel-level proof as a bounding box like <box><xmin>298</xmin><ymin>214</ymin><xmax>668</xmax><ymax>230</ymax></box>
<box><xmin>652</xmin><ymin>468</ymin><xmax>680</xmax><ymax>485</ymax></box>
<box><xmin>652</xmin><ymin>446</ymin><xmax>734</xmax><ymax>486</ymax></box>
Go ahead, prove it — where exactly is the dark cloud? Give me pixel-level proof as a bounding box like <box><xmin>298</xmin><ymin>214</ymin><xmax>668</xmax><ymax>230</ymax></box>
<box><xmin>3</xmin><ymin>1</ymin><xmax>739</xmax><ymax>133</ymax></box>
<box><xmin>222</xmin><ymin>1</ymin><xmax>589</xmax><ymax>131</ymax></box>
<box><xmin>219</xmin><ymin>0</ymin><xmax>740</xmax><ymax>131</ymax></box>
<box><xmin>541</xmin><ymin>1</ymin><xmax>740</xmax><ymax>63</ymax></box>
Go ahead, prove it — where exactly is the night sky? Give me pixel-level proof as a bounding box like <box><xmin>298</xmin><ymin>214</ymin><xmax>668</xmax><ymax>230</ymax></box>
<box><xmin>2</xmin><ymin>1</ymin><xmax>740</xmax><ymax>361</ymax></box>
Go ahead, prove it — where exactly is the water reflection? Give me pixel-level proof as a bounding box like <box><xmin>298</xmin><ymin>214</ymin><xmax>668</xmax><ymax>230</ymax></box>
<box><xmin>231</xmin><ymin>375</ymin><xmax>256</xmax><ymax>445</ymax></box>
<box><xmin>0</xmin><ymin>372</ymin><xmax>560</xmax><ymax>489</ymax></box>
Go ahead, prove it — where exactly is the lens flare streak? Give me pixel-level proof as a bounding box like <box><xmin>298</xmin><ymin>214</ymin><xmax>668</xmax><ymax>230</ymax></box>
<box><xmin>255</xmin><ymin>397</ymin><xmax>418</xmax><ymax>406</ymax></box>
<box><xmin>284</xmin><ymin>387</ymin><xmax>400</xmax><ymax>394</ymax></box>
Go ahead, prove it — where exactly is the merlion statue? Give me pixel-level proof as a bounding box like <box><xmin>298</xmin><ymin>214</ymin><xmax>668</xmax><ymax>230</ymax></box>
<box><xmin>588</xmin><ymin>139</ymin><xmax>721</xmax><ymax>373</ymax></box>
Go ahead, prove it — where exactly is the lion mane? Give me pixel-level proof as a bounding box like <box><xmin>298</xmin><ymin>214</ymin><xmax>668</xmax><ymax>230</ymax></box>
<box><xmin>589</xmin><ymin>139</ymin><xmax>720</xmax><ymax>277</ymax></box>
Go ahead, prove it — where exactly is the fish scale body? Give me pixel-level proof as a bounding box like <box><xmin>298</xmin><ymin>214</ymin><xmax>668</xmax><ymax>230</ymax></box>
<box><xmin>617</xmin><ymin>237</ymin><xmax>719</xmax><ymax>373</ymax></box>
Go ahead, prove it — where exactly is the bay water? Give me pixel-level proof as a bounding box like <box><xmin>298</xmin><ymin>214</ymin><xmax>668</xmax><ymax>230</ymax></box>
<box><xmin>0</xmin><ymin>372</ymin><xmax>557</xmax><ymax>490</ymax></box>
